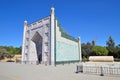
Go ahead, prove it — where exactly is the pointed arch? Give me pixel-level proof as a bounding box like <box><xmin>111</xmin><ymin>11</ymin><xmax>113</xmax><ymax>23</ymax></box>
<box><xmin>31</xmin><ymin>31</ymin><xmax>42</xmax><ymax>43</ymax></box>
<box><xmin>31</xmin><ymin>31</ymin><xmax>43</xmax><ymax>64</ymax></box>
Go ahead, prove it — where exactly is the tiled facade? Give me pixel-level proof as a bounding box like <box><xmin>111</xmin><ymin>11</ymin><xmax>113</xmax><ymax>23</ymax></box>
<box><xmin>55</xmin><ymin>19</ymin><xmax>80</xmax><ymax>64</ymax></box>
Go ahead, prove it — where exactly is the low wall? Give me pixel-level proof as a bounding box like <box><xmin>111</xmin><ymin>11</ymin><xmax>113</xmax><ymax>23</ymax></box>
<box><xmin>89</xmin><ymin>56</ymin><xmax>114</xmax><ymax>62</ymax></box>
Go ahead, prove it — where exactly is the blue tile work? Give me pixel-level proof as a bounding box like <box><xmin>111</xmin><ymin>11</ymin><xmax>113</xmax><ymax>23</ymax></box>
<box><xmin>56</xmin><ymin>41</ymin><xmax>79</xmax><ymax>62</ymax></box>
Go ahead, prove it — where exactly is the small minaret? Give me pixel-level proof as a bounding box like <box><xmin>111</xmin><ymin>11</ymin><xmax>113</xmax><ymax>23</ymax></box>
<box><xmin>22</xmin><ymin>20</ymin><xmax>27</xmax><ymax>63</ymax></box>
<box><xmin>51</xmin><ymin>7</ymin><xmax>55</xmax><ymax>15</ymax></box>
<box><xmin>50</xmin><ymin>7</ymin><xmax>55</xmax><ymax>65</ymax></box>
<box><xmin>78</xmin><ymin>36</ymin><xmax>82</xmax><ymax>62</ymax></box>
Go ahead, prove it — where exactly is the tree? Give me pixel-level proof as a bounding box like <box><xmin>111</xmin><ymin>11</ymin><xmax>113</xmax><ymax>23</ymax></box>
<box><xmin>106</xmin><ymin>36</ymin><xmax>116</xmax><ymax>56</ymax></box>
<box><xmin>14</xmin><ymin>46</ymin><xmax>21</xmax><ymax>54</ymax></box>
<box><xmin>8</xmin><ymin>46</ymin><xmax>16</xmax><ymax>55</ymax></box>
<box><xmin>92</xmin><ymin>46</ymin><xmax>108</xmax><ymax>56</ymax></box>
<box><xmin>0</xmin><ymin>46</ymin><xmax>22</xmax><ymax>60</ymax></box>
<box><xmin>6</xmin><ymin>53</ymin><xmax>14</xmax><ymax>60</ymax></box>
<box><xmin>106</xmin><ymin>36</ymin><xmax>115</xmax><ymax>47</ymax></box>
<box><xmin>0</xmin><ymin>47</ymin><xmax>9</xmax><ymax>60</ymax></box>
<box><xmin>114</xmin><ymin>44</ymin><xmax>120</xmax><ymax>58</ymax></box>
<box><xmin>81</xmin><ymin>42</ymin><xmax>93</xmax><ymax>59</ymax></box>
<box><xmin>91</xmin><ymin>40</ymin><xmax>95</xmax><ymax>46</ymax></box>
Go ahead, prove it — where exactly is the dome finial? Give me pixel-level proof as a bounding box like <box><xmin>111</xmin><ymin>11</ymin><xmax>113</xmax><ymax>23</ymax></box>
<box><xmin>24</xmin><ymin>19</ymin><xmax>27</xmax><ymax>27</ymax></box>
<box><xmin>24</xmin><ymin>19</ymin><xmax>27</xmax><ymax>24</ymax></box>
<box><xmin>51</xmin><ymin>7</ymin><xmax>55</xmax><ymax>15</ymax></box>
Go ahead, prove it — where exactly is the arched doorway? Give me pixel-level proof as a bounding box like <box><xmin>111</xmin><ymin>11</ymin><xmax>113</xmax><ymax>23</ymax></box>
<box><xmin>32</xmin><ymin>32</ymin><xmax>43</xmax><ymax>64</ymax></box>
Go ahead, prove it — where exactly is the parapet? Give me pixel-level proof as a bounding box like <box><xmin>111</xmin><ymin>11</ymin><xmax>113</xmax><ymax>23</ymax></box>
<box><xmin>89</xmin><ymin>56</ymin><xmax>114</xmax><ymax>62</ymax></box>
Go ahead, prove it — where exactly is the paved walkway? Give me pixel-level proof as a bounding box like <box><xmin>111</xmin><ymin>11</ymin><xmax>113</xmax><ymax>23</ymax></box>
<box><xmin>0</xmin><ymin>62</ymin><xmax>120</xmax><ymax>80</ymax></box>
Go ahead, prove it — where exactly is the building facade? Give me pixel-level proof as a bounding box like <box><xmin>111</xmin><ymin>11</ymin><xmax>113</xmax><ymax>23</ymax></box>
<box><xmin>22</xmin><ymin>7</ymin><xmax>82</xmax><ymax>65</ymax></box>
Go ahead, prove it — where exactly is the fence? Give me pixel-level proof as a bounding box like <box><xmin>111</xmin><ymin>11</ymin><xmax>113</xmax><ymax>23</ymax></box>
<box><xmin>76</xmin><ymin>64</ymin><xmax>120</xmax><ymax>76</ymax></box>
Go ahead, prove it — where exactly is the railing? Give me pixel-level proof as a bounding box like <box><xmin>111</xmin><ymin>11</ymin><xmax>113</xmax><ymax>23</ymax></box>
<box><xmin>76</xmin><ymin>64</ymin><xmax>120</xmax><ymax>76</ymax></box>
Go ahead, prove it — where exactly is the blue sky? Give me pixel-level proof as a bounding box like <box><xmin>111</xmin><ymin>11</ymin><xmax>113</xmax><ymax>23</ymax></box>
<box><xmin>0</xmin><ymin>0</ymin><xmax>120</xmax><ymax>47</ymax></box>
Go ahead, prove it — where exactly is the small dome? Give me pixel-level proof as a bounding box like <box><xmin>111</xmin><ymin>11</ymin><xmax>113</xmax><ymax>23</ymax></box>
<box><xmin>24</xmin><ymin>20</ymin><xmax>27</xmax><ymax>24</ymax></box>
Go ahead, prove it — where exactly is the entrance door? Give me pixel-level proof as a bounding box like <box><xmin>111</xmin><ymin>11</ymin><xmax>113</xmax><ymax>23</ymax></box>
<box><xmin>32</xmin><ymin>32</ymin><xmax>43</xmax><ymax>64</ymax></box>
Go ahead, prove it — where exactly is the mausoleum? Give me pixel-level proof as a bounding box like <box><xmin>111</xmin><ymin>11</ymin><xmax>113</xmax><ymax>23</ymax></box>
<box><xmin>22</xmin><ymin>7</ymin><xmax>82</xmax><ymax>65</ymax></box>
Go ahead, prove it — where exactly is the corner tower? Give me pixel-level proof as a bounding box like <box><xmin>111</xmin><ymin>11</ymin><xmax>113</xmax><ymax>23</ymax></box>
<box><xmin>50</xmin><ymin>7</ymin><xmax>55</xmax><ymax>65</ymax></box>
<box><xmin>22</xmin><ymin>20</ymin><xmax>28</xmax><ymax>63</ymax></box>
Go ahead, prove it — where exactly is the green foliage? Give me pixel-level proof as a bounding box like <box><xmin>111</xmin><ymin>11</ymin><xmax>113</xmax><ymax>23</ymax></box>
<box><xmin>81</xmin><ymin>36</ymin><xmax>120</xmax><ymax>59</ymax></box>
<box><xmin>114</xmin><ymin>44</ymin><xmax>120</xmax><ymax>58</ymax></box>
<box><xmin>6</xmin><ymin>53</ymin><xmax>14</xmax><ymax>60</ymax></box>
<box><xmin>92</xmin><ymin>46</ymin><xmax>108</xmax><ymax>56</ymax></box>
<box><xmin>106</xmin><ymin>36</ymin><xmax>116</xmax><ymax>57</ymax></box>
<box><xmin>81</xmin><ymin>42</ymin><xmax>93</xmax><ymax>58</ymax></box>
<box><xmin>106</xmin><ymin>36</ymin><xmax>115</xmax><ymax>53</ymax></box>
<box><xmin>114</xmin><ymin>58</ymin><xmax>120</xmax><ymax>62</ymax></box>
<box><xmin>82</xmin><ymin>56</ymin><xmax>88</xmax><ymax>61</ymax></box>
<box><xmin>106</xmin><ymin>36</ymin><xmax>115</xmax><ymax>47</ymax></box>
<box><xmin>0</xmin><ymin>47</ymin><xmax>9</xmax><ymax>60</ymax></box>
<box><xmin>2</xmin><ymin>46</ymin><xmax>21</xmax><ymax>55</ymax></box>
<box><xmin>0</xmin><ymin>46</ymin><xmax>21</xmax><ymax>60</ymax></box>
<box><xmin>91</xmin><ymin>40</ymin><xmax>95</xmax><ymax>46</ymax></box>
